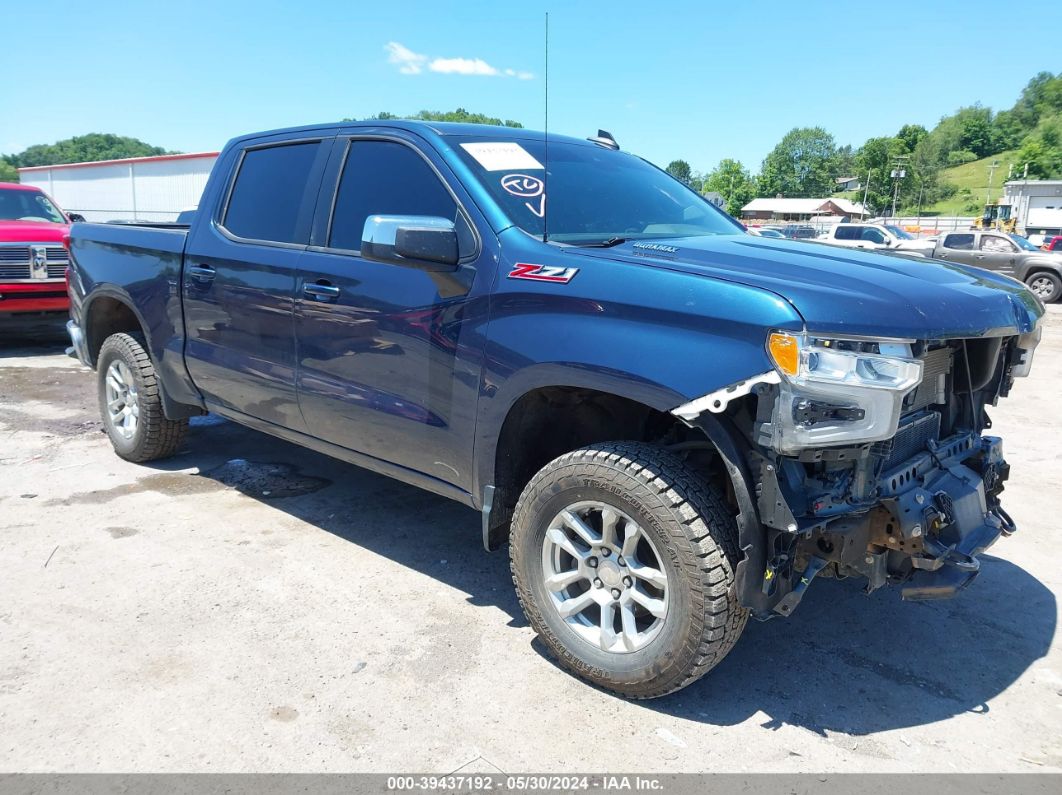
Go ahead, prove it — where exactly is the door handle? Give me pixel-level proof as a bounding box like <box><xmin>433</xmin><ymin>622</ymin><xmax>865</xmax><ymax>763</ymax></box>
<box><xmin>975</xmin><ymin>254</ymin><xmax>986</xmax><ymax>259</ymax></box>
<box><xmin>303</xmin><ymin>280</ymin><xmax>340</xmax><ymax>301</ymax></box>
<box><xmin>188</xmin><ymin>264</ymin><xmax>216</xmax><ymax>282</ymax></box>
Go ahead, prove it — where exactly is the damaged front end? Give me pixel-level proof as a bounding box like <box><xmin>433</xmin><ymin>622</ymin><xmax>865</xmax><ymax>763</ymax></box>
<box><xmin>673</xmin><ymin>323</ymin><xmax>1043</xmax><ymax>620</ymax></box>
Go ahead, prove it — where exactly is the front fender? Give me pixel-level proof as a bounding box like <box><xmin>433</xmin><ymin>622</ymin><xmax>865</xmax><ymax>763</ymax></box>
<box><xmin>472</xmin><ymin>250</ymin><xmax>804</xmax><ymax>503</ymax></box>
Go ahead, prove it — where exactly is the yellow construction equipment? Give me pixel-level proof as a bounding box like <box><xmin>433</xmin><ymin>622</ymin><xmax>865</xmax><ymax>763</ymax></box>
<box><xmin>974</xmin><ymin>202</ymin><xmax>1016</xmax><ymax>233</ymax></box>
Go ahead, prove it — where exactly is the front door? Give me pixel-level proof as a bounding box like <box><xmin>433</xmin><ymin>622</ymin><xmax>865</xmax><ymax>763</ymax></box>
<box><xmin>294</xmin><ymin>133</ymin><xmax>490</xmax><ymax>491</ymax></box>
<box><xmin>183</xmin><ymin>136</ymin><xmax>333</xmax><ymax>430</ymax></box>
<box><xmin>974</xmin><ymin>233</ymin><xmax>1019</xmax><ymax>277</ymax></box>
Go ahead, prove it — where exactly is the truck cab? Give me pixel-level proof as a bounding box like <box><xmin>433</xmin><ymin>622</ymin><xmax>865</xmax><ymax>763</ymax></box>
<box><xmin>0</xmin><ymin>182</ymin><xmax>76</xmax><ymax>320</ymax></box>
<box><xmin>821</xmin><ymin>222</ymin><xmax>935</xmax><ymax>254</ymax></box>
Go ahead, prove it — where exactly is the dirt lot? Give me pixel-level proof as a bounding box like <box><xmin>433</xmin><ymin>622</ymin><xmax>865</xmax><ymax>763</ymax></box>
<box><xmin>1</xmin><ymin>311</ymin><xmax>1060</xmax><ymax>773</ymax></box>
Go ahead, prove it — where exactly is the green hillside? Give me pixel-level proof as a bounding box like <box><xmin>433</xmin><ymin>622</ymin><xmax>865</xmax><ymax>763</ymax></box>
<box><xmin>922</xmin><ymin>151</ymin><xmax>1020</xmax><ymax>215</ymax></box>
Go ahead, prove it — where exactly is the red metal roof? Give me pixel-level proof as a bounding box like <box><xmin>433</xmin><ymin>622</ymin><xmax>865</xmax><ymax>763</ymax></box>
<box><xmin>17</xmin><ymin>151</ymin><xmax>220</xmax><ymax>174</ymax></box>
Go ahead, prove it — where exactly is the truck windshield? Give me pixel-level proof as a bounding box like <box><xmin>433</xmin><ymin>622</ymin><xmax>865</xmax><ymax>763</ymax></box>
<box><xmin>452</xmin><ymin>137</ymin><xmax>741</xmax><ymax>245</ymax></box>
<box><xmin>1008</xmin><ymin>233</ymin><xmax>1040</xmax><ymax>251</ymax></box>
<box><xmin>0</xmin><ymin>188</ymin><xmax>66</xmax><ymax>224</ymax></box>
<box><xmin>884</xmin><ymin>225</ymin><xmax>915</xmax><ymax>240</ymax></box>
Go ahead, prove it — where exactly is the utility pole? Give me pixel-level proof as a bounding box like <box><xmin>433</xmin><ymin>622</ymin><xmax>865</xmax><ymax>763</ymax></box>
<box><xmin>890</xmin><ymin>156</ymin><xmax>909</xmax><ymax>219</ymax></box>
<box><xmin>986</xmin><ymin>160</ymin><xmax>1000</xmax><ymax>205</ymax></box>
<box><xmin>861</xmin><ymin>169</ymin><xmax>872</xmax><ymax>219</ymax></box>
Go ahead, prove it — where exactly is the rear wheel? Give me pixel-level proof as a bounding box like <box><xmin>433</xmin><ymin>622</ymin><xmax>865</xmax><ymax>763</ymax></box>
<box><xmin>97</xmin><ymin>332</ymin><xmax>187</xmax><ymax>462</ymax></box>
<box><xmin>510</xmin><ymin>442</ymin><xmax>747</xmax><ymax>698</ymax></box>
<box><xmin>1026</xmin><ymin>271</ymin><xmax>1061</xmax><ymax>303</ymax></box>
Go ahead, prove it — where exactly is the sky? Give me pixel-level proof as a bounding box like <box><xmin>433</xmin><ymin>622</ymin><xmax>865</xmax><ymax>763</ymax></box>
<box><xmin>2</xmin><ymin>0</ymin><xmax>1058</xmax><ymax>174</ymax></box>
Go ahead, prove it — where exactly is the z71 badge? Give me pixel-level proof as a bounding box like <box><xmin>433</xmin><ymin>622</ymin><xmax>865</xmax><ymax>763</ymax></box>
<box><xmin>508</xmin><ymin>263</ymin><xmax>579</xmax><ymax>284</ymax></box>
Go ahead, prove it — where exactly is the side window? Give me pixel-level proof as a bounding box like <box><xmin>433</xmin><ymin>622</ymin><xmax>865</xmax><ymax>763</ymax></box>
<box><xmin>861</xmin><ymin>228</ymin><xmax>886</xmax><ymax>244</ymax></box>
<box><xmin>980</xmin><ymin>235</ymin><xmax>1016</xmax><ymax>253</ymax></box>
<box><xmin>834</xmin><ymin>226</ymin><xmax>860</xmax><ymax>240</ymax></box>
<box><xmin>943</xmin><ymin>233</ymin><xmax>974</xmax><ymax>250</ymax></box>
<box><xmin>223</xmin><ymin>142</ymin><xmax>321</xmax><ymax>244</ymax></box>
<box><xmin>329</xmin><ymin>140</ymin><xmax>471</xmax><ymax>253</ymax></box>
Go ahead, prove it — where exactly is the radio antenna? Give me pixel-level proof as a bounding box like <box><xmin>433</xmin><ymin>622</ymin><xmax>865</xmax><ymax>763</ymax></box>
<box><xmin>542</xmin><ymin>11</ymin><xmax>550</xmax><ymax>244</ymax></box>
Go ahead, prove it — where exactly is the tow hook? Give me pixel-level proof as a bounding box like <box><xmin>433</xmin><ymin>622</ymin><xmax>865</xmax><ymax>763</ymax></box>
<box><xmin>772</xmin><ymin>556</ymin><xmax>829</xmax><ymax>616</ymax></box>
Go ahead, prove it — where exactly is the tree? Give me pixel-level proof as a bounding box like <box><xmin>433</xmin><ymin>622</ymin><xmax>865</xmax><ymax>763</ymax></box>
<box><xmin>854</xmin><ymin>136</ymin><xmax>897</xmax><ymax>215</ymax></box>
<box><xmin>758</xmin><ymin>127</ymin><xmax>838</xmax><ymax>197</ymax></box>
<box><xmin>357</xmin><ymin>108</ymin><xmax>523</xmax><ymax>127</ymax></box>
<box><xmin>0</xmin><ymin>159</ymin><xmax>17</xmax><ymax>182</ymax></box>
<box><xmin>896</xmin><ymin>124</ymin><xmax>928</xmax><ymax>154</ymax></box>
<box><xmin>665</xmin><ymin>159</ymin><xmax>692</xmax><ymax>184</ymax></box>
<box><xmin>9</xmin><ymin>134</ymin><xmax>170</xmax><ymax>168</ymax></box>
<box><xmin>702</xmin><ymin>158</ymin><xmax>755</xmax><ymax>216</ymax></box>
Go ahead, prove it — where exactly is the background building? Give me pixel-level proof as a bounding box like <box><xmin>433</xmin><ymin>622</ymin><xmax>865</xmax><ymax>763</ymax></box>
<box><xmin>1003</xmin><ymin>179</ymin><xmax>1062</xmax><ymax>236</ymax></box>
<box><xmin>18</xmin><ymin>152</ymin><xmax>219</xmax><ymax>223</ymax></box>
<box><xmin>741</xmin><ymin>197</ymin><xmax>866</xmax><ymax>222</ymax></box>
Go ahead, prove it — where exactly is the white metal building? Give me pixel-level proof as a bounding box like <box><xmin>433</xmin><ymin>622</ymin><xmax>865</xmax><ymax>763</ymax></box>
<box><xmin>1003</xmin><ymin>179</ymin><xmax>1062</xmax><ymax>235</ymax></box>
<box><xmin>18</xmin><ymin>152</ymin><xmax>219</xmax><ymax>223</ymax></box>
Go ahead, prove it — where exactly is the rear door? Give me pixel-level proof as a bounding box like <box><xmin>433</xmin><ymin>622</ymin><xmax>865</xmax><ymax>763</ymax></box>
<box><xmin>293</xmin><ymin>132</ymin><xmax>491</xmax><ymax>491</ymax></box>
<box><xmin>935</xmin><ymin>232</ymin><xmax>977</xmax><ymax>265</ymax></box>
<box><xmin>183</xmin><ymin>134</ymin><xmax>334</xmax><ymax>430</ymax></box>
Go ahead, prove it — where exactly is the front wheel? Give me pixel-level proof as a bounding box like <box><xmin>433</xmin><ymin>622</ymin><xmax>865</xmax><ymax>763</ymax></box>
<box><xmin>97</xmin><ymin>332</ymin><xmax>188</xmax><ymax>462</ymax></box>
<box><xmin>1026</xmin><ymin>271</ymin><xmax>1061</xmax><ymax>303</ymax></box>
<box><xmin>510</xmin><ymin>442</ymin><xmax>747</xmax><ymax>698</ymax></box>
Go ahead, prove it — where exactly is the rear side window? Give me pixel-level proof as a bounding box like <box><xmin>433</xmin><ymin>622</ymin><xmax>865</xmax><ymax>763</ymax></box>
<box><xmin>834</xmin><ymin>225</ymin><xmax>862</xmax><ymax>240</ymax></box>
<box><xmin>223</xmin><ymin>142</ymin><xmax>321</xmax><ymax>244</ymax></box>
<box><xmin>861</xmin><ymin>228</ymin><xmax>886</xmax><ymax>243</ymax></box>
<box><xmin>943</xmin><ymin>233</ymin><xmax>974</xmax><ymax>250</ymax></box>
<box><xmin>329</xmin><ymin>140</ymin><xmax>468</xmax><ymax>253</ymax></box>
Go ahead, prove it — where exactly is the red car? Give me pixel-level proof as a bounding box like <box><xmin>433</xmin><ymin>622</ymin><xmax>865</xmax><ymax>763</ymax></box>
<box><xmin>0</xmin><ymin>182</ymin><xmax>77</xmax><ymax>319</ymax></box>
<box><xmin>1042</xmin><ymin>235</ymin><xmax>1062</xmax><ymax>252</ymax></box>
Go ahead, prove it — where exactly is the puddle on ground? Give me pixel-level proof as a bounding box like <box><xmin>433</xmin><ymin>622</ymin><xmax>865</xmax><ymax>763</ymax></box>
<box><xmin>202</xmin><ymin>459</ymin><xmax>330</xmax><ymax>499</ymax></box>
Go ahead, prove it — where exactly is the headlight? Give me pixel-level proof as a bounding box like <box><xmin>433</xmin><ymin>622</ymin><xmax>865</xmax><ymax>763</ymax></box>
<box><xmin>765</xmin><ymin>331</ymin><xmax>923</xmax><ymax>453</ymax></box>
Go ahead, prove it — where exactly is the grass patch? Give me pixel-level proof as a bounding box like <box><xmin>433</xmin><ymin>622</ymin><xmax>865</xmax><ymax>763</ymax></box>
<box><xmin>921</xmin><ymin>150</ymin><xmax>1021</xmax><ymax>215</ymax></box>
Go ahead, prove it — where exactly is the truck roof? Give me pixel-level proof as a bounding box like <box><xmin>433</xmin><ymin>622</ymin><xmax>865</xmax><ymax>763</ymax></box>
<box><xmin>228</xmin><ymin>120</ymin><xmax>598</xmax><ymax>150</ymax></box>
<box><xmin>0</xmin><ymin>181</ymin><xmax>45</xmax><ymax>192</ymax></box>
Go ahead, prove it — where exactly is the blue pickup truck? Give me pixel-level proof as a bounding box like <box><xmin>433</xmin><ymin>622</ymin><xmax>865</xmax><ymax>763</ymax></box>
<box><xmin>66</xmin><ymin>121</ymin><xmax>1044</xmax><ymax>698</ymax></box>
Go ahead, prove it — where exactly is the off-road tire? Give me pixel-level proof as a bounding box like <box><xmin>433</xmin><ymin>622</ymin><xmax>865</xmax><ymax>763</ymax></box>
<box><xmin>97</xmin><ymin>332</ymin><xmax>188</xmax><ymax>462</ymax></box>
<box><xmin>1026</xmin><ymin>270</ymin><xmax>1061</xmax><ymax>304</ymax></box>
<box><xmin>510</xmin><ymin>441</ymin><xmax>747</xmax><ymax>698</ymax></box>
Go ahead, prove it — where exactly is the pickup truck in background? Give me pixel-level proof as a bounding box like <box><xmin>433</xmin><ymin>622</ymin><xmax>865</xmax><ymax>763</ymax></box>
<box><xmin>0</xmin><ymin>182</ymin><xmax>84</xmax><ymax>321</ymax></box>
<box><xmin>66</xmin><ymin>121</ymin><xmax>1044</xmax><ymax>698</ymax></box>
<box><xmin>928</xmin><ymin>230</ymin><xmax>1062</xmax><ymax>304</ymax></box>
<box><xmin>819</xmin><ymin>222</ymin><xmax>936</xmax><ymax>254</ymax></box>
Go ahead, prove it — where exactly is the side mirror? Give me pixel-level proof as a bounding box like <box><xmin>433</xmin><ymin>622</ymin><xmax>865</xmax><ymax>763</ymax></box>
<box><xmin>361</xmin><ymin>215</ymin><xmax>459</xmax><ymax>272</ymax></box>
<box><xmin>67</xmin><ymin>213</ymin><xmax>86</xmax><ymax>223</ymax></box>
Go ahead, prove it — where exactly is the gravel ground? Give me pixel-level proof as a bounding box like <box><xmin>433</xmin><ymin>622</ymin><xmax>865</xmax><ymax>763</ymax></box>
<box><xmin>0</xmin><ymin>309</ymin><xmax>1060</xmax><ymax>773</ymax></box>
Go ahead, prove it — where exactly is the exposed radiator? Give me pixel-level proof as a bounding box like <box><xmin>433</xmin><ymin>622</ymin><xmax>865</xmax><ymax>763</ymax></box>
<box><xmin>905</xmin><ymin>346</ymin><xmax>953</xmax><ymax>413</ymax></box>
<box><xmin>874</xmin><ymin>411</ymin><xmax>942</xmax><ymax>470</ymax></box>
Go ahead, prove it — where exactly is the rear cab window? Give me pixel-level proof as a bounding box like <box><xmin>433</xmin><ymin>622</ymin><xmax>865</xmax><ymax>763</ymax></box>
<box><xmin>942</xmin><ymin>233</ymin><xmax>975</xmax><ymax>250</ymax></box>
<box><xmin>221</xmin><ymin>141</ymin><xmax>324</xmax><ymax>244</ymax></box>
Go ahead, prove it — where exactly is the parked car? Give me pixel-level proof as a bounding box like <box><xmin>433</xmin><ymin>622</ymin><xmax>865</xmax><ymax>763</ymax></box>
<box><xmin>779</xmin><ymin>224</ymin><xmax>817</xmax><ymax>239</ymax></box>
<box><xmin>1041</xmin><ymin>235</ymin><xmax>1062</xmax><ymax>252</ymax></box>
<box><xmin>66</xmin><ymin>120</ymin><xmax>1043</xmax><ymax>698</ymax></box>
<box><xmin>820</xmin><ymin>222</ymin><xmax>935</xmax><ymax>254</ymax></box>
<box><xmin>929</xmin><ymin>230</ymin><xmax>1062</xmax><ymax>303</ymax></box>
<box><xmin>0</xmin><ymin>182</ymin><xmax>81</xmax><ymax>320</ymax></box>
<box><xmin>747</xmin><ymin>227</ymin><xmax>785</xmax><ymax>238</ymax></box>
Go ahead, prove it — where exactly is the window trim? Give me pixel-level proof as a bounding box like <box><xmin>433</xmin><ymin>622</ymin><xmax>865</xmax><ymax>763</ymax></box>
<box><xmin>309</xmin><ymin>134</ymin><xmax>481</xmax><ymax>263</ymax></box>
<box><xmin>216</xmin><ymin>136</ymin><xmax>328</xmax><ymax>250</ymax></box>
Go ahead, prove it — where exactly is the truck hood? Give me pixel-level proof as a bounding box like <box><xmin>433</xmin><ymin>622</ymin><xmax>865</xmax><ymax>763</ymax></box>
<box><xmin>573</xmin><ymin>235</ymin><xmax>1043</xmax><ymax>339</ymax></box>
<box><xmin>0</xmin><ymin>220</ymin><xmax>69</xmax><ymax>243</ymax></box>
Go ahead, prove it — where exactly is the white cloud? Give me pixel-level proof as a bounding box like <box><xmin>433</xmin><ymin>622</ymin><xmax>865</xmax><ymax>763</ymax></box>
<box><xmin>385</xmin><ymin>42</ymin><xmax>532</xmax><ymax>79</ymax></box>
<box><xmin>385</xmin><ymin>41</ymin><xmax>427</xmax><ymax>75</ymax></box>
<box><xmin>430</xmin><ymin>57</ymin><xmax>499</xmax><ymax>76</ymax></box>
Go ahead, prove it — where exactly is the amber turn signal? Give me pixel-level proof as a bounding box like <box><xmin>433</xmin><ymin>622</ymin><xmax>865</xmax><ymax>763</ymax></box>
<box><xmin>768</xmin><ymin>332</ymin><xmax>801</xmax><ymax>377</ymax></box>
